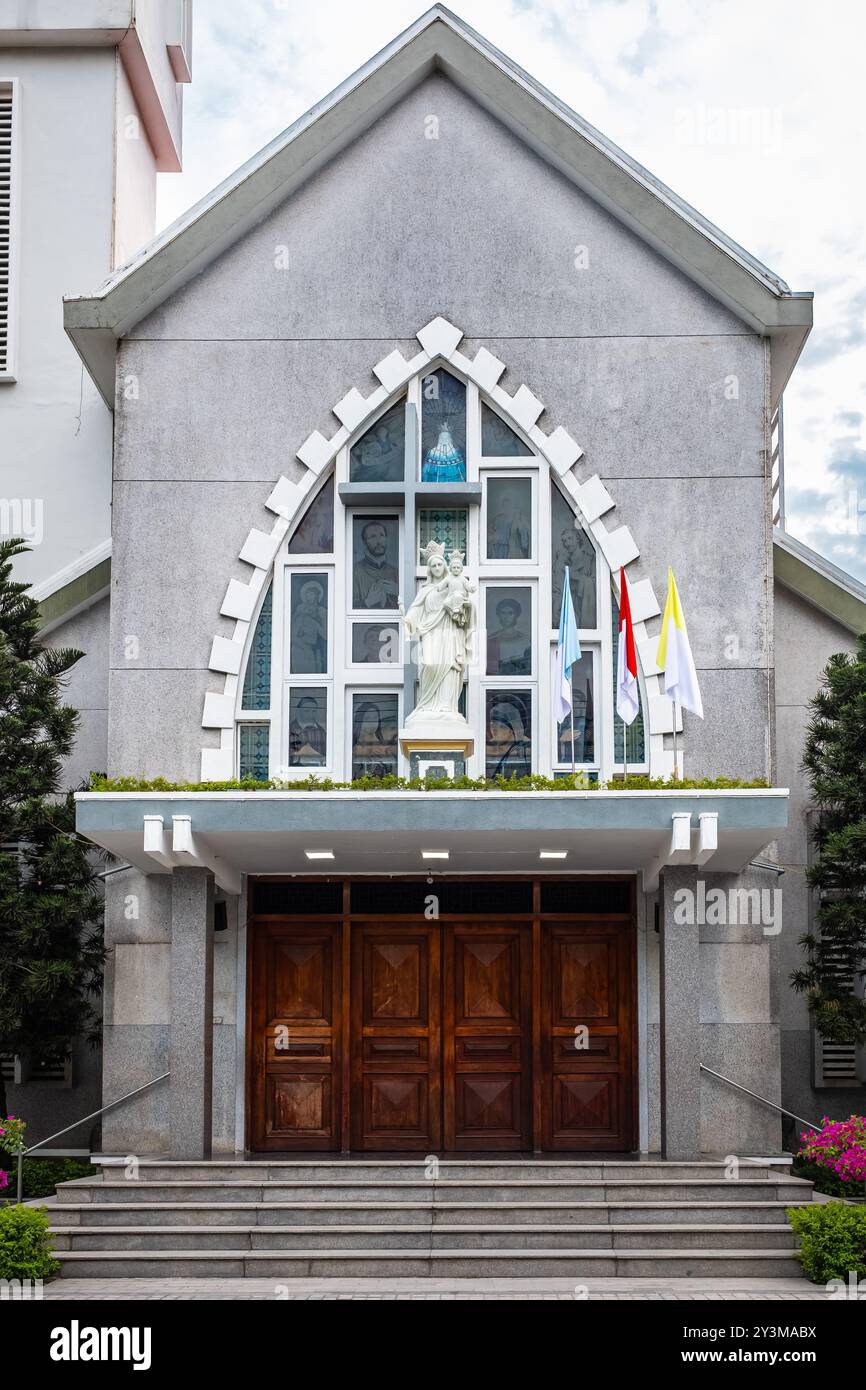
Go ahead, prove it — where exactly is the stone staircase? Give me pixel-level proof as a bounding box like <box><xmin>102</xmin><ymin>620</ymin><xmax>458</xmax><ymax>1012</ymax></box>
<box><xmin>48</xmin><ymin>1159</ymin><xmax>812</xmax><ymax>1279</ymax></box>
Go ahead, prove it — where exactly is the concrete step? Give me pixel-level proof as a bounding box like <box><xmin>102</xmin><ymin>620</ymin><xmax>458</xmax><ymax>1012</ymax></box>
<box><xmin>49</xmin><ymin>1199</ymin><xmax>812</xmax><ymax>1228</ymax></box>
<box><xmin>54</xmin><ymin>1248</ymin><xmax>804</xmax><ymax>1279</ymax></box>
<box><xmin>56</xmin><ymin>1178</ymin><xmax>811</xmax><ymax>1205</ymax></box>
<box><xmin>49</xmin><ymin>1223</ymin><xmax>797</xmax><ymax>1252</ymax></box>
<box><xmin>94</xmin><ymin>1159</ymin><xmax>782</xmax><ymax>1184</ymax></box>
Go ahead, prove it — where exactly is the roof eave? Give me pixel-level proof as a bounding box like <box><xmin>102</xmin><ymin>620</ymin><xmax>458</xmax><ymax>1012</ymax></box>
<box><xmin>774</xmin><ymin>530</ymin><xmax>866</xmax><ymax>635</ymax></box>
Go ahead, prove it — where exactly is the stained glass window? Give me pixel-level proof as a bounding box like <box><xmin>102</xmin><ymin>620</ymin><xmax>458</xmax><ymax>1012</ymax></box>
<box><xmin>486</xmin><ymin>691</ymin><xmax>532</xmax><ymax>779</ymax></box>
<box><xmin>486</xmin><ymin>477</ymin><xmax>532</xmax><ymax>560</ymax></box>
<box><xmin>352</xmin><ymin>692</ymin><xmax>399</xmax><ymax>779</ymax></box>
<box><xmin>349</xmin><ymin>398</ymin><xmax>406</xmax><ymax>483</ymax></box>
<box><xmin>421</xmin><ymin>369</ymin><xmax>466</xmax><ymax>482</ymax></box>
<box><xmin>486</xmin><ymin>586</ymin><xmax>532</xmax><ymax>676</ymax></box>
<box><xmin>289</xmin><ymin>476</ymin><xmax>334</xmax><ymax>553</ymax></box>
<box><xmin>352</xmin><ymin>516</ymin><xmax>400</xmax><ymax>610</ymax></box>
<box><xmin>352</xmin><ymin>622</ymin><xmax>400</xmax><ymax>664</ymax></box>
<box><xmin>288</xmin><ymin>688</ymin><xmax>327</xmax><ymax>767</ymax></box>
<box><xmin>239</xmin><ymin>723</ymin><xmax>270</xmax><ymax>781</ymax></box>
<box><xmin>481</xmin><ymin>402</ymin><xmax>532</xmax><ymax>456</ymax></box>
<box><xmin>418</xmin><ymin>508</ymin><xmax>468</xmax><ymax>563</ymax></box>
<box><xmin>241</xmin><ymin>585</ymin><xmax>272</xmax><ymax>710</ymax></box>
<box><xmin>289</xmin><ymin>572</ymin><xmax>328</xmax><ymax>674</ymax></box>
<box><xmin>556</xmin><ymin>652</ymin><xmax>595</xmax><ymax>765</ymax></box>
<box><xmin>612</xmin><ymin>601</ymin><xmax>645</xmax><ymax>765</ymax></box>
<box><xmin>551</xmin><ymin>484</ymin><xmax>597</xmax><ymax>629</ymax></box>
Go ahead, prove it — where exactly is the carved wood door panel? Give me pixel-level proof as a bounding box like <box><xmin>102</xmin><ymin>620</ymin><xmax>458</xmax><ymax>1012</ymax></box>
<box><xmin>541</xmin><ymin>921</ymin><xmax>635</xmax><ymax>1151</ymax></box>
<box><xmin>350</xmin><ymin>922</ymin><xmax>442</xmax><ymax>1151</ymax></box>
<box><xmin>443</xmin><ymin>923</ymin><xmax>531</xmax><ymax>1150</ymax></box>
<box><xmin>250</xmin><ymin>923</ymin><xmax>342</xmax><ymax>1152</ymax></box>
<box><xmin>249</xmin><ymin>900</ymin><xmax>636</xmax><ymax>1153</ymax></box>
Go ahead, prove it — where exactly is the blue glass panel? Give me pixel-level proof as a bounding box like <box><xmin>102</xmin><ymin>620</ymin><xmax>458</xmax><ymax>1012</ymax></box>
<box><xmin>612</xmin><ymin>600</ymin><xmax>645</xmax><ymax>765</ymax></box>
<box><xmin>421</xmin><ymin>369</ymin><xmax>466</xmax><ymax>482</ymax></box>
<box><xmin>241</xmin><ymin>586</ymin><xmax>272</xmax><ymax>710</ymax></box>
<box><xmin>239</xmin><ymin>723</ymin><xmax>269</xmax><ymax>781</ymax></box>
<box><xmin>418</xmin><ymin>508</ymin><xmax>468</xmax><ymax>562</ymax></box>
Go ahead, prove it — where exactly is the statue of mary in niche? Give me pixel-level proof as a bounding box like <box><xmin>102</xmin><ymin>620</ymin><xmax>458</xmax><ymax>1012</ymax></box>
<box><xmin>403</xmin><ymin>542</ymin><xmax>475</xmax><ymax>726</ymax></box>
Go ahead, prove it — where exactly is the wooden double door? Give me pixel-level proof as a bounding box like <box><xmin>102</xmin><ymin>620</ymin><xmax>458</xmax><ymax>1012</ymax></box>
<box><xmin>249</xmin><ymin>910</ymin><xmax>635</xmax><ymax>1153</ymax></box>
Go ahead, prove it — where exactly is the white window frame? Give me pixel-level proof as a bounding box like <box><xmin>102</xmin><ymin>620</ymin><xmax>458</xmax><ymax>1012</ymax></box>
<box><xmin>234</xmin><ymin>369</ymin><xmax>626</xmax><ymax>783</ymax></box>
<box><xmin>345</xmin><ymin>685</ymin><xmax>404</xmax><ymax>780</ymax></box>
<box><xmin>480</xmin><ymin>466</ymin><xmax>539</xmax><ymax>566</ymax></box>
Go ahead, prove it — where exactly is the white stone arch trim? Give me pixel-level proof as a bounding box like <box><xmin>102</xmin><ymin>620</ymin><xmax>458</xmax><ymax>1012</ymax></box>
<box><xmin>200</xmin><ymin>316</ymin><xmax>674</xmax><ymax>780</ymax></box>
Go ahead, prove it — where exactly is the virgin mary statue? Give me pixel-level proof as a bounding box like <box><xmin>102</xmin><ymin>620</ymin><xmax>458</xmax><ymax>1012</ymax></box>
<box><xmin>403</xmin><ymin>541</ymin><xmax>474</xmax><ymax>726</ymax></box>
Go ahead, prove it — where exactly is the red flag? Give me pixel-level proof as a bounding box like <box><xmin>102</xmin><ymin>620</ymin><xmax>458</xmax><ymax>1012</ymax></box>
<box><xmin>616</xmin><ymin>567</ymin><xmax>639</xmax><ymax>724</ymax></box>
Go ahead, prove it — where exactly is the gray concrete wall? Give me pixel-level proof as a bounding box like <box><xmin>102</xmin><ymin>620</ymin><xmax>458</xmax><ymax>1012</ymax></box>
<box><xmin>773</xmin><ymin>580</ymin><xmax>865</xmax><ymax>1135</ymax></box>
<box><xmin>51</xmin><ymin>594</ymin><xmax>110</xmax><ymax>789</ymax></box>
<box><xmin>103</xmin><ymin>72</ymin><xmax>779</xmax><ymax>1154</ymax></box>
<box><xmin>111</xmin><ymin>72</ymin><xmax>771</xmax><ymax>784</ymax></box>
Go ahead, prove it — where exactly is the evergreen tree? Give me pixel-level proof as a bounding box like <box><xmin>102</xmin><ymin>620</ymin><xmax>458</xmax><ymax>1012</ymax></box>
<box><xmin>0</xmin><ymin>538</ymin><xmax>105</xmax><ymax>1121</ymax></box>
<box><xmin>792</xmin><ymin>634</ymin><xmax>866</xmax><ymax>1043</ymax></box>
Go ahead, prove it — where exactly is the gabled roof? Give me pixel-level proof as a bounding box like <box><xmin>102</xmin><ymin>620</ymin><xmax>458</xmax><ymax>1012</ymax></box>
<box><xmin>64</xmin><ymin>4</ymin><xmax>812</xmax><ymax>408</ymax></box>
<box><xmin>774</xmin><ymin>529</ymin><xmax>866</xmax><ymax>635</ymax></box>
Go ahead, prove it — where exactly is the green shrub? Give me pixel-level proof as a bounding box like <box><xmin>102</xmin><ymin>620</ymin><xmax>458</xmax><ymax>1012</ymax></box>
<box><xmin>0</xmin><ymin>1206</ymin><xmax>59</xmax><ymax>1281</ymax></box>
<box><xmin>787</xmin><ymin>1200</ymin><xmax>866</xmax><ymax>1282</ymax></box>
<box><xmin>24</xmin><ymin>1158</ymin><xmax>95</xmax><ymax>1199</ymax></box>
<box><xmin>89</xmin><ymin>772</ymin><xmax>769</xmax><ymax>793</ymax></box>
<box><xmin>791</xmin><ymin>1156</ymin><xmax>849</xmax><ymax>1198</ymax></box>
<box><xmin>0</xmin><ymin>1154</ymin><xmax>96</xmax><ymax>1199</ymax></box>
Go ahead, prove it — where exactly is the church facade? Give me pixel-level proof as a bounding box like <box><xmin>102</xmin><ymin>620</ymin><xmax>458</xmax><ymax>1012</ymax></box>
<box><xmin>61</xmin><ymin>8</ymin><xmax>865</xmax><ymax>1159</ymax></box>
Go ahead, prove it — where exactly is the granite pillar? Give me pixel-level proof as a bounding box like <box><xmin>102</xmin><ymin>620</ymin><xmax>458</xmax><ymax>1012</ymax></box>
<box><xmin>169</xmin><ymin>867</ymin><xmax>214</xmax><ymax>1159</ymax></box>
<box><xmin>659</xmin><ymin>867</ymin><xmax>701</xmax><ymax>1159</ymax></box>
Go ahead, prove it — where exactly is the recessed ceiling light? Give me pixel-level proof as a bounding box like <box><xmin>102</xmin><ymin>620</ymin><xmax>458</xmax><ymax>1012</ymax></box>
<box><xmin>422</xmin><ymin>850</ymin><xmax>449</xmax><ymax>860</ymax></box>
<box><xmin>305</xmin><ymin>850</ymin><xmax>335</xmax><ymax>861</ymax></box>
<box><xmin>539</xmin><ymin>850</ymin><xmax>568</xmax><ymax>860</ymax></box>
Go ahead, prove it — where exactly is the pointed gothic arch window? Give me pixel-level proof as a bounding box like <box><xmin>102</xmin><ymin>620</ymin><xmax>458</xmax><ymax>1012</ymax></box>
<box><xmin>236</xmin><ymin>365</ymin><xmax>647</xmax><ymax>782</ymax></box>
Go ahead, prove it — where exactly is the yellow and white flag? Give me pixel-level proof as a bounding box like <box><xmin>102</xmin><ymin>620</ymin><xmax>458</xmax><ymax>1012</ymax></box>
<box><xmin>656</xmin><ymin>568</ymin><xmax>703</xmax><ymax>718</ymax></box>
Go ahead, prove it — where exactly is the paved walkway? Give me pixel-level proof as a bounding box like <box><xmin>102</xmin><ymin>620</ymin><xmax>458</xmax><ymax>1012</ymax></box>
<box><xmin>39</xmin><ymin>1277</ymin><xmax>830</xmax><ymax>1300</ymax></box>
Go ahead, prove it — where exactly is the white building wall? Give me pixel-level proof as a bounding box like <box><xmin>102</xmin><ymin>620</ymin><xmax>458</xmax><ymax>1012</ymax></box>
<box><xmin>113</xmin><ymin>56</ymin><xmax>158</xmax><ymax>270</ymax></box>
<box><xmin>0</xmin><ymin>47</ymin><xmax>116</xmax><ymax>589</ymax></box>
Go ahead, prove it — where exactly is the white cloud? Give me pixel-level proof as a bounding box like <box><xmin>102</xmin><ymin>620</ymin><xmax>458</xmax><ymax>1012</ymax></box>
<box><xmin>157</xmin><ymin>0</ymin><xmax>866</xmax><ymax>583</ymax></box>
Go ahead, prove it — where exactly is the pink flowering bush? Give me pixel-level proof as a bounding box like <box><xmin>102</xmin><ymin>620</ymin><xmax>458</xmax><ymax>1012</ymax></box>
<box><xmin>0</xmin><ymin>1116</ymin><xmax>27</xmax><ymax>1156</ymax></box>
<box><xmin>797</xmin><ymin>1115</ymin><xmax>866</xmax><ymax>1188</ymax></box>
<box><xmin>0</xmin><ymin>1116</ymin><xmax>27</xmax><ymax>1198</ymax></box>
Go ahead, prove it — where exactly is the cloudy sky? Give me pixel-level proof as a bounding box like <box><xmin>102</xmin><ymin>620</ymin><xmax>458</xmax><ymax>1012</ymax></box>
<box><xmin>156</xmin><ymin>0</ymin><xmax>866</xmax><ymax>583</ymax></box>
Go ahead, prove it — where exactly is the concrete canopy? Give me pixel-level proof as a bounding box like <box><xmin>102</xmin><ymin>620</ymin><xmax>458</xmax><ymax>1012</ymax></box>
<box><xmin>76</xmin><ymin>787</ymin><xmax>788</xmax><ymax>894</ymax></box>
<box><xmin>63</xmin><ymin>5</ymin><xmax>811</xmax><ymax>409</ymax></box>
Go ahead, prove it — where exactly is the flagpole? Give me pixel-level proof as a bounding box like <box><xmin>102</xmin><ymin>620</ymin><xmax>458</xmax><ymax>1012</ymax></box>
<box><xmin>671</xmin><ymin>700</ymin><xmax>679</xmax><ymax>780</ymax></box>
<box><xmin>623</xmin><ymin>713</ymin><xmax>628</xmax><ymax>782</ymax></box>
<box><xmin>571</xmin><ymin>688</ymin><xmax>576</xmax><ymax>780</ymax></box>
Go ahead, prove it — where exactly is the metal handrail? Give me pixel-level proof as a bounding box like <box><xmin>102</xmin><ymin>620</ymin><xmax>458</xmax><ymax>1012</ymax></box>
<box><xmin>12</xmin><ymin>1070</ymin><xmax>170</xmax><ymax>1202</ymax></box>
<box><xmin>700</xmin><ymin>1063</ymin><xmax>819</xmax><ymax>1132</ymax></box>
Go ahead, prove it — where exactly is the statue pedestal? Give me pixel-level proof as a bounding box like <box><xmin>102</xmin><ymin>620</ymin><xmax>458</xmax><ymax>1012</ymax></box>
<box><xmin>399</xmin><ymin>721</ymin><xmax>474</xmax><ymax>782</ymax></box>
